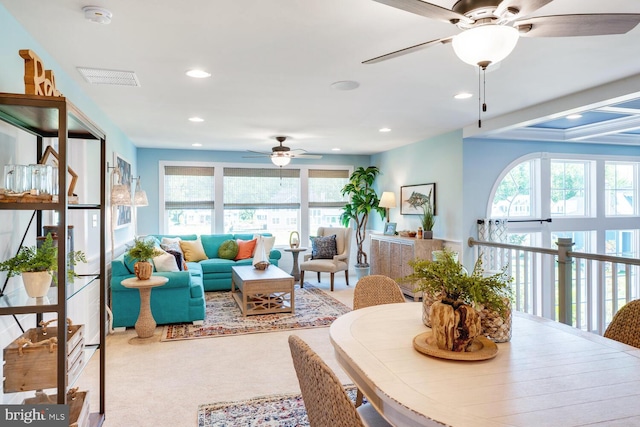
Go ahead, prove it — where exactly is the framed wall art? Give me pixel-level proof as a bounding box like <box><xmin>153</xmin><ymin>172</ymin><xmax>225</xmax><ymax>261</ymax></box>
<box><xmin>400</xmin><ymin>183</ymin><xmax>436</xmax><ymax>215</ymax></box>
<box><xmin>383</xmin><ymin>222</ymin><xmax>397</xmax><ymax>236</ymax></box>
<box><xmin>114</xmin><ymin>152</ymin><xmax>132</xmax><ymax>229</ymax></box>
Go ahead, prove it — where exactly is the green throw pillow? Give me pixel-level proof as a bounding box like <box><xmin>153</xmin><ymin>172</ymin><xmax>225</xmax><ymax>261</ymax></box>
<box><xmin>218</xmin><ymin>239</ymin><xmax>239</xmax><ymax>260</ymax></box>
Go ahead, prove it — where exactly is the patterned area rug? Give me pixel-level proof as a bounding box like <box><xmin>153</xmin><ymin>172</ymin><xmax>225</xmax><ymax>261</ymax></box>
<box><xmin>161</xmin><ymin>284</ymin><xmax>351</xmax><ymax>341</ymax></box>
<box><xmin>198</xmin><ymin>386</ymin><xmax>359</xmax><ymax>427</ymax></box>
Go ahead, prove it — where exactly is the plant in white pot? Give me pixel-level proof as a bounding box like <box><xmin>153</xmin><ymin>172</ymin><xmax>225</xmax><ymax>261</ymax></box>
<box><xmin>0</xmin><ymin>233</ymin><xmax>87</xmax><ymax>298</ymax></box>
<box><xmin>339</xmin><ymin>166</ymin><xmax>385</xmax><ymax>279</ymax></box>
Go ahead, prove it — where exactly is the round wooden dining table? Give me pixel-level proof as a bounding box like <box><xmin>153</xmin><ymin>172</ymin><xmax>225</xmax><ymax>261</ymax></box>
<box><xmin>329</xmin><ymin>302</ymin><xmax>640</xmax><ymax>427</ymax></box>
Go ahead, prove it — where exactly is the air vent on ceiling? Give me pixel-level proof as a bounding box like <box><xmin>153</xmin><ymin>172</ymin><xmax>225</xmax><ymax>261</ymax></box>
<box><xmin>76</xmin><ymin>67</ymin><xmax>140</xmax><ymax>86</ymax></box>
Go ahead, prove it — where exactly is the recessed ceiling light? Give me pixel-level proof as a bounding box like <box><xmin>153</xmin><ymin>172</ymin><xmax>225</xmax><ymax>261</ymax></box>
<box><xmin>379</xmin><ymin>128</ymin><xmax>391</xmax><ymax>133</ymax></box>
<box><xmin>188</xmin><ymin>117</ymin><xmax>204</xmax><ymax>122</ymax></box>
<box><xmin>566</xmin><ymin>114</ymin><xmax>583</xmax><ymax>120</ymax></box>
<box><xmin>332</xmin><ymin>148</ymin><xmax>341</xmax><ymax>151</ymax></box>
<box><xmin>331</xmin><ymin>81</ymin><xmax>360</xmax><ymax>91</ymax></box>
<box><xmin>192</xmin><ymin>143</ymin><xmax>202</xmax><ymax>147</ymax></box>
<box><xmin>186</xmin><ymin>69</ymin><xmax>211</xmax><ymax>78</ymax></box>
<box><xmin>454</xmin><ymin>92</ymin><xmax>473</xmax><ymax>99</ymax></box>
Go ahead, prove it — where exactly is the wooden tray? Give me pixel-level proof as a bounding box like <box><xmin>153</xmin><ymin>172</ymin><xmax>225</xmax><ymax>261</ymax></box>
<box><xmin>413</xmin><ymin>331</ymin><xmax>498</xmax><ymax>361</ymax></box>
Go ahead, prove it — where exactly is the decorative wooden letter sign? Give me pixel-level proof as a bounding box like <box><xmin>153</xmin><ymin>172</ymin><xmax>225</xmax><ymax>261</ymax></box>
<box><xmin>19</xmin><ymin>49</ymin><xmax>62</xmax><ymax>97</ymax></box>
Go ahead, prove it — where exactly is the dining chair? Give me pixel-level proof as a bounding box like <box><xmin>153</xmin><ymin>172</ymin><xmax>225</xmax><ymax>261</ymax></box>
<box><xmin>300</xmin><ymin>227</ymin><xmax>352</xmax><ymax>291</ymax></box>
<box><xmin>604</xmin><ymin>299</ymin><xmax>640</xmax><ymax>348</ymax></box>
<box><xmin>352</xmin><ymin>274</ymin><xmax>406</xmax><ymax>406</ymax></box>
<box><xmin>288</xmin><ymin>335</ymin><xmax>391</xmax><ymax>427</ymax></box>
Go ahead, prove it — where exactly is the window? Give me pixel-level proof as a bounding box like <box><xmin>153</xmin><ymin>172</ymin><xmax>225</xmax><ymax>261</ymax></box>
<box><xmin>308</xmin><ymin>169</ymin><xmax>349</xmax><ymax>237</ymax></box>
<box><xmin>223</xmin><ymin>168</ymin><xmax>300</xmax><ymax>243</ymax></box>
<box><xmin>490</xmin><ymin>160</ymin><xmax>533</xmax><ymax>218</ymax></box>
<box><xmin>163</xmin><ymin>165</ymin><xmax>214</xmax><ymax>234</ymax></box>
<box><xmin>550</xmin><ymin>160</ymin><xmax>589</xmax><ymax>217</ymax></box>
<box><xmin>605</xmin><ymin>162</ymin><xmax>635</xmax><ymax>216</ymax></box>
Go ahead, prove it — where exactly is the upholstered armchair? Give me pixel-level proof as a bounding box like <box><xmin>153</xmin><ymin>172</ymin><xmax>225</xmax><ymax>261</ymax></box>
<box><xmin>300</xmin><ymin>227</ymin><xmax>352</xmax><ymax>291</ymax></box>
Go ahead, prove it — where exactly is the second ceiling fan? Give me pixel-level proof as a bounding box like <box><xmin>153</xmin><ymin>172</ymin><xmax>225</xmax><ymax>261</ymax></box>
<box><xmin>244</xmin><ymin>136</ymin><xmax>322</xmax><ymax>167</ymax></box>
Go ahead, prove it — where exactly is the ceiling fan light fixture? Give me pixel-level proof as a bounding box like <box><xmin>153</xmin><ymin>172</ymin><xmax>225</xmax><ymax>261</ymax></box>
<box><xmin>452</xmin><ymin>25</ymin><xmax>519</xmax><ymax>67</ymax></box>
<box><xmin>271</xmin><ymin>154</ymin><xmax>291</xmax><ymax>167</ymax></box>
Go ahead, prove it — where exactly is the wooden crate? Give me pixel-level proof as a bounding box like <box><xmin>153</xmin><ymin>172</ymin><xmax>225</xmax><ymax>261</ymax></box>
<box><xmin>23</xmin><ymin>389</ymin><xmax>90</xmax><ymax>427</ymax></box>
<box><xmin>3</xmin><ymin>322</ymin><xmax>84</xmax><ymax>393</ymax></box>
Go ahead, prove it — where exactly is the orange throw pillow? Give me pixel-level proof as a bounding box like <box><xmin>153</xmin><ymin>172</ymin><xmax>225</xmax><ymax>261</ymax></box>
<box><xmin>235</xmin><ymin>238</ymin><xmax>257</xmax><ymax>260</ymax></box>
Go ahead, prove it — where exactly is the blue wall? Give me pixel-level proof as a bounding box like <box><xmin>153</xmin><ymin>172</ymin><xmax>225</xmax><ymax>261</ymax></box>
<box><xmin>136</xmin><ymin>147</ymin><xmax>371</xmax><ymax>235</ymax></box>
<box><xmin>371</xmin><ymin>130</ymin><xmax>464</xmax><ymax>241</ymax></box>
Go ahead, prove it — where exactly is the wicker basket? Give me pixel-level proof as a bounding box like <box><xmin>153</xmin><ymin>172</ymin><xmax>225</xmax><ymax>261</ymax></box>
<box><xmin>254</xmin><ymin>261</ymin><xmax>270</xmax><ymax>270</ymax></box>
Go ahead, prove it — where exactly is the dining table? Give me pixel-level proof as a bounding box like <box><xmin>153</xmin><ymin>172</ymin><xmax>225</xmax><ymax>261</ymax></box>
<box><xmin>329</xmin><ymin>302</ymin><xmax>640</xmax><ymax>427</ymax></box>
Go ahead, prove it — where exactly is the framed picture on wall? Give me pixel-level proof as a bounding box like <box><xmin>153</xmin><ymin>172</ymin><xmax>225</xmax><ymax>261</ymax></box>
<box><xmin>114</xmin><ymin>152</ymin><xmax>132</xmax><ymax>229</ymax></box>
<box><xmin>400</xmin><ymin>183</ymin><xmax>436</xmax><ymax>215</ymax></box>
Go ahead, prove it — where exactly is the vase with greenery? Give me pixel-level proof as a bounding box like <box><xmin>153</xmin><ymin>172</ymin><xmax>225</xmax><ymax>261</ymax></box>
<box><xmin>340</xmin><ymin>166</ymin><xmax>385</xmax><ymax>277</ymax></box>
<box><xmin>405</xmin><ymin>248</ymin><xmax>512</xmax><ymax>349</ymax></box>
<box><xmin>406</xmin><ymin>188</ymin><xmax>435</xmax><ymax>238</ymax></box>
<box><xmin>0</xmin><ymin>233</ymin><xmax>87</xmax><ymax>298</ymax></box>
<box><xmin>126</xmin><ymin>237</ymin><xmax>160</xmax><ymax>280</ymax></box>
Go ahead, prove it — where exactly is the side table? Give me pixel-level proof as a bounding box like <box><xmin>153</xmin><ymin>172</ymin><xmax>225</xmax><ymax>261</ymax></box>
<box><xmin>121</xmin><ymin>276</ymin><xmax>168</xmax><ymax>343</ymax></box>
<box><xmin>284</xmin><ymin>247</ymin><xmax>307</xmax><ymax>283</ymax></box>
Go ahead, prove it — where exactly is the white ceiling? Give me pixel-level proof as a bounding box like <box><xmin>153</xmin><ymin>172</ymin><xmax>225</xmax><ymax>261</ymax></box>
<box><xmin>2</xmin><ymin>0</ymin><xmax>640</xmax><ymax>155</ymax></box>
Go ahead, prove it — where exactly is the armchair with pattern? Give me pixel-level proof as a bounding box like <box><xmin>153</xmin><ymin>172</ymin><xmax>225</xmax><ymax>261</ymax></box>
<box><xmin>300</xmin><ymin>227</ymin><xmax>352</xmax><ymax>291</ymax></box>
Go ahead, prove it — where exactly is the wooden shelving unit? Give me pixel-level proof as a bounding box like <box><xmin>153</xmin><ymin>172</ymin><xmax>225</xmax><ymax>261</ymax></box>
<box><xmin>0</xmin><ymin>93</ymin><xmax>106</xmax><ymax>426</ymax></box>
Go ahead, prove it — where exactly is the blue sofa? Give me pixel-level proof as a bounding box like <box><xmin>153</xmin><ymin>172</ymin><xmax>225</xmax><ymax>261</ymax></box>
<box><xmin>110</xmin><ymin>233</ymin><xmax>281</xmax><ymax>328</ymax></box>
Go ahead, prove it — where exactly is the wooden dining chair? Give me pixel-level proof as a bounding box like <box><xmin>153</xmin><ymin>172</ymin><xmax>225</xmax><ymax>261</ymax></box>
<box><xmin>604</xmin><ymin>299</ymin><xmax>640</xmax><ymax>348</ymax></box>
<box><xmin>288</xmin><ymin>335</ymin><xmax>391</xmax><ymax>427</ymax></box>
<box><xmin>352</xmin><ymin>275</ymin><xmax>406</xmax><ymax>406</ymax></box>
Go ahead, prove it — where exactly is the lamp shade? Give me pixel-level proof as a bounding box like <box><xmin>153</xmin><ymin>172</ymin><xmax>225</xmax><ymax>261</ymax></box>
<box><xmin>379</xmin><ymin>191</ymin><xmax>397</xmax><ymax>208</ymax></box>
<box><xmin>271</xmin><ymin>154</ymin><xmax>291</xmax><ymax>167</ymax></box>
<box><xmin>110</xmin><ymin>184</ymin><xmax>131</xmax><ymax>206</ymax></box>
<box><xmin>133</xmin><ymin>177</ymin><xmax>149</xmax><ymax>207</ymax></box>
<box><xmin>452</xmin><ymin>25</ymin><xmax>519</xmax><ymax>67</ymax></box>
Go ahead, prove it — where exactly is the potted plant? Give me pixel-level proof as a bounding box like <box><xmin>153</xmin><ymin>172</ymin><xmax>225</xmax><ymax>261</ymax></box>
<box><xmin>126</xmin><ymin>237</ymin><xmax>160</xmax><ymax>280</ymax></box>
<box><xmin>340</xmin><ymin>166</ymin><xmax>385</xmax><ymax>279</ymax></box>
<box><xmin>0</xmin><ymin>233</ymin><xmax>87</xmax><ymax>298</ymax></box>
<box><xmin>406</xmin><ymin>188</ymin><xmax>435</xmax><ymax>238</ymax></box>
<box><xmin>405</xmin><ymin>248</ymin><xmax>512</xmax><ymax>350</ymax></box>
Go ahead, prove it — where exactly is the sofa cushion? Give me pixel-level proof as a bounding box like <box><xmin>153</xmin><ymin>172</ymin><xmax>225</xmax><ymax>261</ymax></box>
<box><xmin>201</xmin><ymin>234</ymin><xmax>234</xmax><ymax>259</ymax></box>
<box><xmin>218</xmin><ymin>239</ymin><xmax>239</xmax><ymax>259</ymax></box>
<box><xmin>312</xmin><ymin>234</ymin><xmax>337</xmax><ymax>259</ymax></box>
<box><xmin>235</xmin><ymin>238</ymin><xmax>257</xmax><ymax>260</ymax></box>
<box><xmin>180</xmin><ymin>238</ymin><xmax>208</xmax><ymax>262</ymax></box>
<box><xmin>199</xmin><ymin>258</ymin><xmax>238</xmax><ymax>274</ymax></box>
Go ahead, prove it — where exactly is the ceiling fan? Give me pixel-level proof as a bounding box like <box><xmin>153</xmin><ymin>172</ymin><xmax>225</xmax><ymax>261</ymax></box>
<box><xmin>244</xmin><ymin>136</ymin><xmax>322</xmax><ymax>167</ymax></box>
<box><xmin>364</xmin><ymin>0</ymin><xmax>640</xmax><ymax>68</ymax></box>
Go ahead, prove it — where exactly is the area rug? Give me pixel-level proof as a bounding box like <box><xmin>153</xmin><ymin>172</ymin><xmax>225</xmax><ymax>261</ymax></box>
<box><xmin>198</xmin><ymin>386</ymin><xmax>359</xmax><ymax>427</ymax></box>
<box><xmin>161</xmin><ymin>284</ymin><xmax>351</xmax><ymax>341</ymax></box>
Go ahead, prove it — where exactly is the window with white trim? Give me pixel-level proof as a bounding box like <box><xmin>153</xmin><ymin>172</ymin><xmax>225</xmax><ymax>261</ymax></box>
<box><xmin>550</xmin><ymin>160</ymin><xmax>590</xmax><ymax>217</ymax></box>
<box><xmin>163</xmin><ymin>165</ymin><xmax>215</xmax><ymax>235</ymax></box>
<box><xmin>605</xmin><ymin>162</ymin><xmax>636</xmax><ymax>216</ymax></box>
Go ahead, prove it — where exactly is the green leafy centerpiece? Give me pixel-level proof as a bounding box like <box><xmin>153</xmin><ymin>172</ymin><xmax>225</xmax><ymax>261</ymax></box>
<box><xmin>126</xmin><ymin>237</ymin><xmax>160</xmax><ymax>280</ymax></box>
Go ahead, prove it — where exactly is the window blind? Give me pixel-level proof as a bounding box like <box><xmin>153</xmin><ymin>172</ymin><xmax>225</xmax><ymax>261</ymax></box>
<box><xmin>309</xmin><ymin>168</ymin><xmax>349</xmax><ymax>208</ymax></box>
<box><xmin>164</xmin><ymin>165</ymin><xmax>215</xmax><ymax>209</ymax></box>
<box><xmin>224</xmin><ymin>167</ymin><xmax>300</xmax><ymax>209</ymax></box>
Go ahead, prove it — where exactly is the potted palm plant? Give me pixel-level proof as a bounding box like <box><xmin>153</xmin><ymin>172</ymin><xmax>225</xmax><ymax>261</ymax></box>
<box><xmin>126</xmin><ymin>237</ymin><xmax>160</xmax><ymax>280</ymax></box>
<box><xmin>340</xmin><ymin>166</ymin><xmax>385</xmax><ymax>279</ymax></box>
<box><xmin>0</xmin><ymin>233</ymin><xmax>87</xmax><ymax>298</ymax></box>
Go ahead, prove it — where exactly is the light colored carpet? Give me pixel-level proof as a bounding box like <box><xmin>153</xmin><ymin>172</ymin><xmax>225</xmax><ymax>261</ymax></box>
<box><xmin>198</xmin><ymin>386</ymin><xmax>359</xmax><ymax>427</ymax></box>
<box><xmin>161</xmin><ymin>284</ymin><xmax>351</xmax><ymax>341</ymax></box>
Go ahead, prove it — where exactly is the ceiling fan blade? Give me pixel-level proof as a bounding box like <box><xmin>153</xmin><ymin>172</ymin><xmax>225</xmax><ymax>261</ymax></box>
<box><xmin>292</xmin><ymin>154</ymin><xmax>323</xmax><ymax>159</ymax></box>
<box><xmin>363</xmin><ymin>36</ymin><xmax>453</xmax><ymax>64</ymax></box>
<box><xmin>246</xmin><ymin>150</ymin><xmax>271</xmax><ymax>155</ymax></box>
<box><xmin>495</xmin><ymin>0</ymin><xmax>552</xmax><ymax>21</ymax></box>
<box><xmin>242</xmin><ymin>155</ymin><xmax>271</xmax><ymax>158</ymax></box>
<box><xmin>516</xmin><ymin>14</ymin><xmax>640</xmax><ymax>37</ymax></box>
<box><xmin>373</xmin><ymin>0</ymin><xmax>472</xmax><ymax>24</ymax></box>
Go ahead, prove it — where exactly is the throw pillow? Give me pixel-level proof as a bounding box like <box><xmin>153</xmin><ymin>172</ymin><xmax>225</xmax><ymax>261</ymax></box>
<box><xmin>153</xmin><ymin>252</ymin><xmax>180</xmax><ymax>272</ymax></box>
<box><xmin>161</xmin><ymin>237</ymin><xmax>185</xmax><ymax>259</ymax></box>
<box><xmin>235</xmin><ymin>238</ymin><xmax>257</xmax><ymax>260</ymax></box>
<box><xmin>312</xmin><ymin>234</ymin><xmax>337</xmax><ymax>259</ymax></box>
<box><xmin>179</xmin><ymin>238</ymin><xmax>208</xmax><ymax>262</ymax></box>
<box><xmin>218</xmin><ymin>239</ymin><xmax>239</xmax><ymax>260</ymax></box>
<box><xmin>165</xmin><ymin>249</ymin><xmax>184</xmax><ymax>271</ymax></box>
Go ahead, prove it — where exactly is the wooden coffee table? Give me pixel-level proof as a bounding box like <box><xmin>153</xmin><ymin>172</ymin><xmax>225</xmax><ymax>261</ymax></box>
<box><xmin>231</xmin><ymin>265</ymin><xmax>295</xmax><ymax>316</ymax></box>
